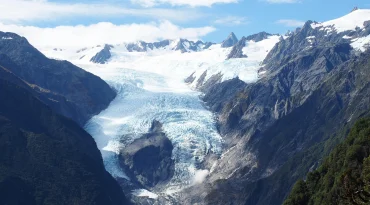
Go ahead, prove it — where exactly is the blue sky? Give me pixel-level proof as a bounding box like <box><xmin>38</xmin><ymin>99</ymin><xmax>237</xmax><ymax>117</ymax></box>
<box><xmin>0</xmin><ymin>0</ymin><xmax>368</xmax><ymax>47</ymax></box>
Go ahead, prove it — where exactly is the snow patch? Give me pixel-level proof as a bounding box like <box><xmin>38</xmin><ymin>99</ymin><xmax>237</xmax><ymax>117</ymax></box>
<box><xmin>343</xmin><ymin>35</ymin><xmax>353</xmax><ymax>39</ymax></box>
<box><xmin>306</xmin><ymin>36</ymin><xmax>316</xmax><ymax>44</ymax></box>
<box><xmin>1</xmin><ymin>37</ymin><xmax>13</xmax><ymax>40</ymax></box>
<box><xmin>351</xmin><ymin>35</ymin><xmax>370</xmax><ymax>52</ymax></box>
<box><xmin>132</xmin><ymin>189</ymin><xmax>159</xmax><ymax>199</ymax></box>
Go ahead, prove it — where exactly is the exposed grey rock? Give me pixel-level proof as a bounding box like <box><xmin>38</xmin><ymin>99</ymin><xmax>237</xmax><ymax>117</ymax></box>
<box><xmin>173</xmin><ymin>39</ymin><xmax>203</xmax><ymax>53</ymax></box>
<box><xmin>245</xmin><ymin>31</ymin><xmax>272</xmax><ymax>42</ymax></box>
<box><xmin>90</xmin><ymin>44</ymin><xmax>113</xmax><ymax>64</ymax></box>
<box><xmin>184</xmin><ymin>72</ymin><xmax>196</xmax><ymax>84</ymax></box>
<box><xmin>227</xmin><ymin>37</ymin><xmax>248</xmax><ymax>59</ymax></box>
<box><xmin>204</xmin><ymin>42</ymin><xmax>215</xmax><ymax>49</ymax></box>
<box><xmin>221</xmin><ymin>32</ymin><xmax>238</xmax><ymax>48</ymax></box>
<box><xmin>119</xmin><ymin>120</ymin><xmax>175</xmax><ymax>188</ymax></box>
<box><xmin>262</xmin><ymin>18</ymin><xmax>370</xmax><ymax>66</ymax></box>
<box><xmin>226</xmin><ymin>32</ymin><xmax>273</xmax><ymax>59</ymax></box>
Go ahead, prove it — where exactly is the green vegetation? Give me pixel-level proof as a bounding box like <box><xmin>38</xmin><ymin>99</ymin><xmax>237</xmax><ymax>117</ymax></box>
<box><xmin>284</xmin><ymin>118</ymin><xmax>370</xmax><ymax>205</ymax></box>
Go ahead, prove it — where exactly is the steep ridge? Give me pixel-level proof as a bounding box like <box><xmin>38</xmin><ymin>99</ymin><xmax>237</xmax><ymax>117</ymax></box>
<box><xmin>182</xmin><ymin>9</ymin><xmax>370</xmax><ymax>205</ymax></box>
<box><xmin>283</xmin><ymin>117</ymin><xmax>370</xmax><ymax>205</ymax></box>
<box><xmin>221</xmin><ymin>32</ymin><xmax>238</xmax><ymax>48</ymax></box>
<box><xmin>0</xmin><ymin>78</ymin><xmax>129</xmax><ymax>205</ymax></box>
<box><xmin>91</xmin><ymin>44</ymin><xmax>113</xmax><ymax>64</ymax></box>
<box><xmin>0</xmin><ymin>32</ymin><xmax>116</xmax><ymax>126</ymax></box>
<box><xmin>227</xmin><ymin>32</ymin><xmax>278</xmax><ymax>59</ymax></box>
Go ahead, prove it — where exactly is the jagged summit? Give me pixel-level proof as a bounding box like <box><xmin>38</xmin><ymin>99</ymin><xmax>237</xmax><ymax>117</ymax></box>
<box><xmin>221</xmin><ymin>32</ymin><xmax>238</xmax><ymax>48</ymax></box>
<box><xmin>245</xmin><ymin>31</ymin><xmax>272</xmax><ymax>42</ymax></box>
<box><xmin>90</xmin><ymin>44</ymin><xmax>113</xmax><ymax>64</ymax></box>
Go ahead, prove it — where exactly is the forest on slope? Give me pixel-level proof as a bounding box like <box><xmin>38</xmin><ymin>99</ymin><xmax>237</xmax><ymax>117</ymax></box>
<box><xmin>284</xmin><ymin>118</ymin><xmax>370</xmax><ymax>205</ymax></box>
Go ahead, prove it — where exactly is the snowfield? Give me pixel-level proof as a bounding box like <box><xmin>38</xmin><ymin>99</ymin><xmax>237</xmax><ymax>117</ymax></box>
<box><xmin>311</xmin><ymin>9</ymin><xmax>370</xmax><ymax>33</ymax></box>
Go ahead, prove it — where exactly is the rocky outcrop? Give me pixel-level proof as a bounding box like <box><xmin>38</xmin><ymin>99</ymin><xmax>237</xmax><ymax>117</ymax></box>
<box><xmin>221</xmin><ymin>32</ymin><xmax>238</xmax><ymax>48</ymax></box>
<box><xmin>126</xmin><ymin>41</ymin><xmax>171</xmax><ymax>52</ymax></box>
<box><xmin>90</xmin><ymin>44</ymin><xmax>113</xmax><ymax>64</ymax></box>
<box><xmin>119</xmin><ymin>120</ymin><xmax>174</xmax><ymax>188</ymax></box>
<box><xmin>0</xmin><ymin>78</ymin><xmax>129</xmax><ymax>205</ymax></box>
<box><xmin>0</xmin><ymin>32</ymin><xmax>116</xmax><ymax>126</ymax></box>
<box><xmin>245</xmin><ymin>31</ymin><xmax>272</xmax><ymax>42</ymax></box>
<box><xmin>227</xmin><ymin>37</ymin><xmax>248</xmax><ymax>59</ymax></box>
<box><xmin>226</xmin><ymin>32</ymin><xmax>273</xmax><ymax>59</ymax></box>
<box><xmin>123</xmin><ymin>39</ymin><xmax>214</xmax><ymax>53</ymax></box>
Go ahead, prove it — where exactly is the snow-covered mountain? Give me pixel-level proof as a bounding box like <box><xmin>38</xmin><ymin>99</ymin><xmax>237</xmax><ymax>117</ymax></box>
<box><xmin>43</xmin><ymin>32</ymin><xmax>282</xmax><ymax>87</ymax></box>
<box><xmin>310</xmin><ymin>9</ymin><xmax>370</xmax><ymax>51</ymax></box>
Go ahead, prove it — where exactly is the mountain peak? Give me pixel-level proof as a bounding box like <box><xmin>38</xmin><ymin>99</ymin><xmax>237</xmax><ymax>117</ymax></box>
<box><xmin>221</xmin><ymin>32</ymin><xmax>238</xmax><ymax>48</ymax></box>
<box><xmin>245</xmin><ymin>31</ymin><xmax>272</xmax><ymax>42</ymax></box>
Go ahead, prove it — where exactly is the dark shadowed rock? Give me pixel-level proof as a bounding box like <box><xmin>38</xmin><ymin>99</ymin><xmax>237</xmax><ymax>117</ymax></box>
<box><xmin>0</xmin><ymin>32</ymin><xmax>116</xmax><ymax>126</ymax></box>
<box><xmin>90</xmin><ymin>44</ymin><xmax>113</xmax><ymax>64</ymax></box>
<box><xmin>119</xmin><ymin>120</ymin><xmax>174</xmax><ymax>188</ymax></box>
<box><xmin>221</xmin><ymin>32</ymin><xmax>238</xmax><ymax>48</ymax></box>
<box><xmin>0</xmin><ymin>79</ymin><xmax>129</xmax><ymax>205</ymax></box>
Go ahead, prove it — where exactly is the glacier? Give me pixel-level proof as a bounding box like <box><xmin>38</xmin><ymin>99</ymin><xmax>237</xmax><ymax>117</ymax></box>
<box><xmin>82</xmin><ymin>64</ymin><xmax>223</xmax><ymax>193</ymax></box>
<box><xmin>39</xmin><ymin>37</ymin><xmax>280</xmax><ymax>197</ymax></box>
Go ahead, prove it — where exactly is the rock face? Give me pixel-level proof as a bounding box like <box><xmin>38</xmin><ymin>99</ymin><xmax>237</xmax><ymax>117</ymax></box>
<box><xmin>227</xmin><ymin>36</ymin><xmax>248</xmax><ymax>59</ymax></box>
<box><xmin>0</xmin><ymin>78</ymin><xmax>129</xmax><ymax>205</ymax></box>
<box><xmin>119</xmin><ymin>120</ymin><xmax>174</xmax><ymax>188</ymax></box>
<box><xmin>221</xmin><ymin>32</ymin><xmax>238</xmax><ymax>48</ymax></box>
<box><xmin>226</xmin><ymin>32</ymin><xmax>272</xmax><ymax>59</ymax></box>
<box><xmin>245</xmin><ymin>31</ymin><xmax>272</xmax><ymax>42</ymax></box>
<box><xmin>173</xmin><ymin>39</ymin><xmax>206</xmax><ymax>53</ymax></box>
<box><xmin>90</xmin><ymin>44</ymin><xmax>113</xmax><ymax>64</ymax></box>
<box><xmin>126</xmin><ymin>40</ymin><xmax>171</xmax><ymax>52</ymax></box>
<box><xmin>0</xmin><ymin>32</ymin><xmax>116</xmax><ymax>126</ymax></box>
<box><xmin>88</xmin><ymin>39</ymin><xmax>215</xmax><ymax>59</ymax></box>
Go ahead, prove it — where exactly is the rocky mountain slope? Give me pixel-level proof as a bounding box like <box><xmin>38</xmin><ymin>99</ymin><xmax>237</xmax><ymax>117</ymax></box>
<box><xmin>176</xmin><ymin>9</ymin><xmax>370</xmax><ymax>205</ymax></box>
<box><xmin>0</xmin><ymin>77</ymin><xmax>129</xmax><ymax>205</ymax></box>
<box><xmin>0</xmin><ymin>32</ymin><xmax>116</xmax><ymax>126</ymax></box>
<box><xmin>283</xmin><ymin>117</ymin><xmax>370</xmax><ymax>205</ymax></box>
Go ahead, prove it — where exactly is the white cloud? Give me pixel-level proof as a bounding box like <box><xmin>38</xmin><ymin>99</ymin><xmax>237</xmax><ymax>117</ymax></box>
<box><xmin>214</xmin><ymin>16</ymin><xmax>248</xmax><ymax>26</ymax></box>
<box><xmin>130</xmin><ymin>0</ymin><xmax>238</xmax><ymax>7</ymax></box>
<box><xmin>276</xmin><ymin>19</ymin><xmax>305</xmax><ymax>27</ymax></box>
<box><xmin>0</xmin><ymin>21</ymin><xmax>216</xmax><ymax>48</ymax></box>
<box><xmin>0</xmin><ymin>0</ymin><xmax>203</xmax><ymax>23</ymax></box>
<box><xmin>265</xmin><ymin>0</ymin><xmax>300</xmax><ymax>3</ymax></box>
